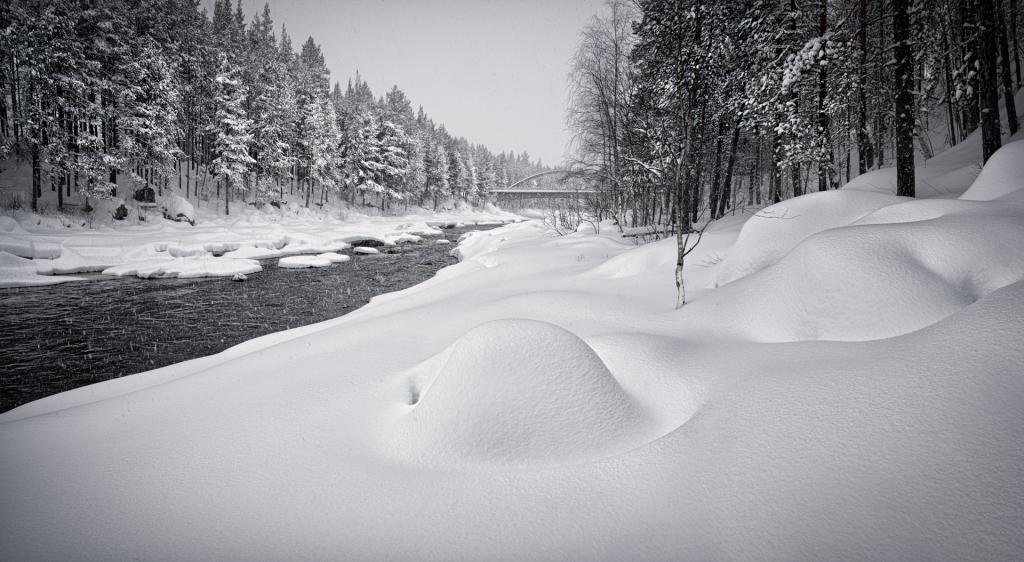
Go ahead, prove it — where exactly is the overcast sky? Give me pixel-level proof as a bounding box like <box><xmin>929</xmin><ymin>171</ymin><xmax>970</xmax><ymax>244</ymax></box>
<box><xmin>213</xmin><ymin>0</ymin><xmax>606</xmax><ymax>166</ymax></box>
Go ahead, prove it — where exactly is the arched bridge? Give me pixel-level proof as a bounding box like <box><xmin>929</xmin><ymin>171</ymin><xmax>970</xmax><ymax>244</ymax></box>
<box><xmin>489</xmin><ymin>169</ymin><xmax>598</xmax><ymax>208</ymax></box>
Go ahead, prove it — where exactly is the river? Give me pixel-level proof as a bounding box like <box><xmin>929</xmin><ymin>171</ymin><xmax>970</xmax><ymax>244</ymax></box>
<box><xmin>0</xmin><ymin>224</ymin><xmax>496</xmax><ymax>413</ymax></box>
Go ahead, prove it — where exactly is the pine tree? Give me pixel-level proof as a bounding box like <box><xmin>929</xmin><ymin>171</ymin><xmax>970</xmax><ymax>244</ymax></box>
<box><xmin>210</xmin><ymin>56</ymin><xmax>254</xmax><ymax>215</ymax></box>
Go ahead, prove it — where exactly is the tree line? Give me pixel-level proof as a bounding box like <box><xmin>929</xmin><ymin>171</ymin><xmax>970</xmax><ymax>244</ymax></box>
<box><xmin>0</xmin><ymin>0</ymin><xmax>551</xmax><ymax>215</ymax></box>
<box><xmin>569</xmin><ymin>0</ymin><xmax>1020</xmax><ymax>305</ymax></box>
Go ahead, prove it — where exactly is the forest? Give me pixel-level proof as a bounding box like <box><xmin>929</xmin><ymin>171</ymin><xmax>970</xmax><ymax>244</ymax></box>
<box><xmin>0</xmin><ymin>0</ymin><xmax>552</xmax><ymax>215</ymax></box>
<box><xmin>568</xmin><ymin>0</ymin><xmax>1019</xmax><ymax>225</ymax></box>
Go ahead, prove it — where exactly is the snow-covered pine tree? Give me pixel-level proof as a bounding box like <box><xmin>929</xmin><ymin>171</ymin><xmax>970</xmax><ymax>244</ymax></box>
<box><xmin>210</xmin><ymin>56</ymin><xmax>254</xmax><ymax>215</ymax></box>
<box><xmin>425</xmin><ymin>140</ymin><xmax>449</xmax><ymax>210</ymax></box>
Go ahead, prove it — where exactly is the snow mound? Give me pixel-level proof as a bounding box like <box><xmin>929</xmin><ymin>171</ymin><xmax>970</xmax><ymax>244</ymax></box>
<box><xmin>434</xmin><ymin>238</ymin><xmax>450</xmax><ymax>244</ymax></box>
<box><xmin>386</xmin><ymin>319</ymin><xmax>648</xmax><ymax>465</ymax></box>
<box><xmin>161</xmin><ymin>195</ymin><xmax>195</xmax><ymax>224</ymax></box>
<box><xmin>716</xmin><ymin>190</ymin><xmax>903</xmax><ymax>286</ymax></box>
<box><xmin>960</xmin><ymin>140</ymin><xmax>1024</xmax><ymax>201</ymax></box>
<box><xmin>353</xmin><ymin>246</ymin><xmax>379</xmax><ymax>255</ymax></box>
<box><xmin>687</xmin><ymin>199</ymin><xmax>1024</xmax><ymax>342</ymax></box>
<box><xmin>278</xmin><ymin>255</ymin><xmax>331</xmax><ymax>269</ymax></box>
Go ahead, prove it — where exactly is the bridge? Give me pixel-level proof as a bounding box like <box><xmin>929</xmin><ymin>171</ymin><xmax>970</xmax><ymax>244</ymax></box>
<box><xmin>490</xmin><ymin>169</ymin><xmax>599</xmax><ymax>208</ymax></box>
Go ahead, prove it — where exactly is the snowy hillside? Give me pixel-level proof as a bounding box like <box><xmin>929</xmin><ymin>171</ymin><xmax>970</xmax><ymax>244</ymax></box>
<box><xmin>3</xmin><ymin>138</ymin><xmax>1023</xmax><ymax>559</ymax></box>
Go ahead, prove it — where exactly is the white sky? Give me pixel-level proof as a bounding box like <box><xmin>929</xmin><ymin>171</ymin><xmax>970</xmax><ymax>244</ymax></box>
<box><xmin>214</xmin><ymin>0</ymin><xmax>606</xmax><ymax>166</ymax></box>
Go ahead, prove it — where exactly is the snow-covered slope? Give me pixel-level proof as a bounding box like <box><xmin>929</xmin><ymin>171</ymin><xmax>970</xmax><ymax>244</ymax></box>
<box><xmin>2</xmin><ymin>145</ymin><xmax>1024</xmax><ymax>559</ymax></box>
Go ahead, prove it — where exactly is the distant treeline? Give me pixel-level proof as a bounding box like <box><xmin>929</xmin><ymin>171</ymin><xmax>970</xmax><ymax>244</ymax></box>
<box><xmin>0</xmin><ymin>0</ymin><xmax>551</xmax><ymax>214</ymax></box>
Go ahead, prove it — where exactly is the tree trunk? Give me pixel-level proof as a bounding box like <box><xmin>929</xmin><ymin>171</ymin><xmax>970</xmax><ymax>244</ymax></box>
<box><xmin>997</xmin><ymin>0</ymin><xmax>1019</xmax><ymax>134</ymax></box>
<box><xmin>942</xmin><ymin>28</ymin><xmax>960</xmax><ymax>146</ymax></box>
<box><xmin>31</xmin><ymin>141</ymin><xmax>40</xmax><ymax>212</ymax></box>
<box><xmin>817</xmin><ymin>0</ymin><xmax>831</xmax><ymax>191</ymax></box>
<box><xmin>857</xmin><ymin>0</ymin><xmax>873</xmax><ymax>174</ymax></box>
<box><xmin>894</xmin><ymin>0</ymin><xmax>916</xmax><ymax>196</ymax></box>
<box><xmin>963</xmin><ymin>1</ymin><xmax>982</xmax><ymax>135</ymax></box>
<box><xmin>675</xmin><ymin>0</ymin><xmax>704</xmax><ymax>308</ymax></box>
<box><xmin>224</xmin><ymin>177</ymin><xmax>230</xmax><ymax>215</ymax></box>
<box><xmin>708</xmin><ymin>118</ymin><xmax>726</xmax><ymax>218</ymax></box>
<box><xmin>978</xmin><ymin>0</ymin><xmax>1004</xmax><ymax>162</ymax></box>
<box><xmin>718</xmin><ymin>119</ymin><xmax>742</xmax><ymax>218</ymax></box>
<box><xmin>1011</xmin><ymin>0</ymin><xmax>1021</xmax><ymax>86</ymax></box>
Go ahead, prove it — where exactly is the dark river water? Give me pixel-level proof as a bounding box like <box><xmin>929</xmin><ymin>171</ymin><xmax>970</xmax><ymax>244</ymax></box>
<box><xmin>0</xmin><ymin>224</ymin><xmax>497</xmax><ymax>414</ymax></box>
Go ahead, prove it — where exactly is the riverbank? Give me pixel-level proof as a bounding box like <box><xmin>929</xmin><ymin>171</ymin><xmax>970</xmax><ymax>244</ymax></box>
<box><xmin>0</xmin><ymin>202</ymin><xmax>519</xmax><ymax>287</ymax></box>
<box><xmin>0</xmin><ymin>224</ymin><xmax>495</xmax><ymax>413</ymax></box>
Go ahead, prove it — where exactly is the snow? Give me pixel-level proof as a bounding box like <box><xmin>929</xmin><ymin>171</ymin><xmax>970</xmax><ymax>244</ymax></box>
<box><xmin>161</xmin><ymin>195</ymin><xmax>195</xmax><ymax>223</ymax></box>
<box><xmin>383</xmin><ymin>319</ymin><xmax>656</xmax><ymax>466</ymax></box>
<box><xmin>278</xmin><ymin>255</ymin><xmax>332</xmax><ymax>268</ymax></box>
<box><xmin>2</xmin><ymin>151</ymin><xmax>1024</xmax><ymax>559</ymax></box>
<box><xmin>353</xmin><ymin>246</ymin><xmax>379</xmax><ymax>255</ymax></box>
<box><xmin>317</xmin><ymin>252</ymin><xmax>350</xmax><ymax>263</ymax></box>
<box><xmin>715</xmin><ymin>190</ymin><xmax>907</xmax><ymax>286</ymax></box>
<box><xmin>0</xmin><ymin>251</ymin><xmax>83</xmax><ymax>287</ymax></box>
<box><xmin>0</xmin><ymin>206</ymin><xmax>516</xmax><ymax>282</ymax></box>
<box><xmin>102</xmin><ymin>257</ymin><xmax>263</xmax><ymax>279</ymax></box>
<box><xmin>960</xmin><ymin>140</ymin><xmax>1024</xmax><ymax>201</ymax></box>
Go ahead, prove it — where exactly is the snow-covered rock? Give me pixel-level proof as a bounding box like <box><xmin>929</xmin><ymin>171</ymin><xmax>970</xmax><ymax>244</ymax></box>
<box><xmin>317</xmin><ymin>252</ymin><xmax>350</xmax><ymax>263</ymax></box>
<box><xmin>102</xmin><ymin>257</ymin><xmax>262</xmax><ymax>279</ymax></box>
<box><xmin>278</xmin><ymin>255</ymin><xmax>332</xmax><ymax>268</ymax></box>
<box><xmin>353</xmin><ymin>246</ymin><xmax>379</xmax><ymax>255</ymax></box>
<box><xmin>161</xmin><ymin>195</ymin><xmax>195</xmax><ymax>225</ymax></box>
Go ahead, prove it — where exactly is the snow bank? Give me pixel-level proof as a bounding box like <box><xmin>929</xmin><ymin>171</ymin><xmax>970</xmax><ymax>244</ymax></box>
<box><xmin>960</xmin><ymin>140</ymin><xmax>1024</xmax><ymax>201</ymax></box>
<box><xmin>0</xmin><ymin>251</ymin><xmax>82</xmax><ymax>287</ymax></box>
<box><xmin>0</xmin><ymin>216</ymin><xmax>26</xmax><ymax>234</ymax></box>
<box><xmin>715</xmin><ymin>190</ymin><xmax>905</xmax><ymax>285</ymax></box>
<box><xmin>0</xmin><ymin>236</ymin><xmax>61</xmax><ymax>259</ymax></box>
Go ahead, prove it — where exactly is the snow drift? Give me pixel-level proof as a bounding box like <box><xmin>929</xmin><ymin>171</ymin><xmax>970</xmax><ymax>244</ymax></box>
<box><xmin>384</xmin><ymin>319</ymin><xmax>651</xmax><ymax>465</ymax></box>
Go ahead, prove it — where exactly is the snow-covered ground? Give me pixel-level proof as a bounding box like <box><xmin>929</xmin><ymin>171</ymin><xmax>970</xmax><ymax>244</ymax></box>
<box><xmin>0</xmin><ymin>203</ymin><xmax>518</xmax><ymax>287</ymax></box>
<box><xmin>2</xmin><ymin>138</ymin><xmax>1024</xmax><ymax>559</ymax></box>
